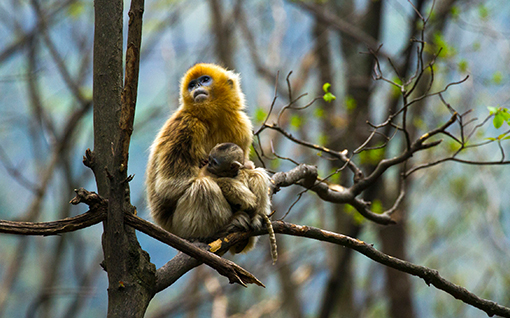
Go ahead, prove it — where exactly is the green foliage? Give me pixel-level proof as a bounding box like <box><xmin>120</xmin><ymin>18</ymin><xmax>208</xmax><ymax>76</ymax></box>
<box><xmin>270</xmin><ymin>158</ymin><xmax>281</xmax><ymax>170</ymax></box>
<box><xmin>492</xmin><ymin>71</ymin><xmax>503</xmax><ymax>85</ymax></box>
<box><xmin>323</xmin><ymin>93</ymin><xmax>336</xmax><ymax>103</ymax></box>
<box><xmin>317</xmin><ymin>133</ymin><xmax>328</xmax><ymax>146</ymax></box>
<box><xmin>359</xmin><ymin>147</ymin><xmax>385</xmax><ymax>165</ymax></box>
<box><xmin>67</xmin><ymin>1</ymin><xmax>86</xmax><ymax>18</ymax></box>
<box><xmin>345</xmin><ymin>95</ymin><xmax>357</xmax><ymax>112</ymax></box>
<box><xmin>432</xmin><ymin>32</ymin><xmax>457</xmax><ymax>58</ymax></box>
<box><xmin>254</xmin><ymin>107</ymin><xmax>267</xmax><ymax>123</ymax></box>
<box><xmin>322</xmin><ymin>82</ymin><xmax>336</xmax><ymax>103</ymax></box>
<box><xmin>478</xmin><ymin>4</ymin><xmax>489</xmax><ymax>20</ymax></box>
<box><xmin>314</xmin><ymin>107</ymin><xmax>324</xmax><ymax>118</ymax></box>
<box><xmin>290</xmin><ymin>114</ymin><xmax>303</xmax><ymax>129</ymax></box>
<box><xmin>487</xmin><ymin>106</ymin><xmax>510</xmax><ymax>129</ymax></box>
<box><xmin>446</xmin><ymin>138</ymin><xmax>460</xmax><ymax>152</ymax></box>
<box><xmin>450</xmin><ymin>5</ymin><xmax>461</xmax><ymax>20</ymax></box>
<box><xmin>412</xmin><ymin>117</ymin><xmax>426</xmax><ymax>131</ymax></box>
<box><xmin>391</xmin><ymin>77</ymin><xmax>403</xmax><ymax>98</ymax></box>
<box><xmin>415</xmin><ymin>19</ymin><xmax>424</xmax><ymax>31</ymax></box>
<box><xmin>344</xmin><ymin>204</ymin><xmax>365</xmax><ymax>225</ymax></box>
<box><xmin>371</xmin><ymin>200</ymin><xmax>383</xmax><ymax>214</ymax></box>
<box><xmin>458</xmin><ymin>59</ymin><xmax>469</xmax><ymax>73</ymax></box>
<box><xmin>328</xmin><ymin>168</ymin><xmax>341</xmax><ymax>184</ymax></box>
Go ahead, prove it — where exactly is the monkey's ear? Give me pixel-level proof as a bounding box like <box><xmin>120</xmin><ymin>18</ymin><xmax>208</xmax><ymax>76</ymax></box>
<box><xmin>231</xmin><ymin>161</ymin><xmax>243</xmax><ymax>170</ymax></box>
<box><xmin>227</xmin><ymin>78</ymin><xmax>234</xmax><ymax>88</ymax></box>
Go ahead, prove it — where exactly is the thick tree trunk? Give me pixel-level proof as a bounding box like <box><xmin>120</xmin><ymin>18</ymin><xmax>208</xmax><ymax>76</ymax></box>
<box><xmin>93</xmin><ymin>0</ymin><xmax>155</xmax><ymax>316</ymax></box>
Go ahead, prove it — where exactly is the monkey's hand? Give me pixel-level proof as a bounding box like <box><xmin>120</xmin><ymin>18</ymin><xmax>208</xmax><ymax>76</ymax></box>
<box><xmin>220</xmin><ymin>212</ymin><xmax>264</xmax><ymax>254</ymax></box>
<box><xmin>215</xmin><ymin>178</ymin><xmax>257</xmax><ymax>212</ymax></box>
<box><xmin>243</xmin><ymin>160</ymin><xmax>255</xmax><ymax>170</ymax></box>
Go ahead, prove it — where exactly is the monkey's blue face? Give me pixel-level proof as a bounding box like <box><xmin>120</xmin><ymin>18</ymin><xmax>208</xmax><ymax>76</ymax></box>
<box><xmin>187</xmin><ymin>75</ymin><xmax>212</xmax><ymax>102</ymax></box>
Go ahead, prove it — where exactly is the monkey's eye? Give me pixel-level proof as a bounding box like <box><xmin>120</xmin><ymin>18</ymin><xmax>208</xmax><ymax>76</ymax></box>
<box><xmin>208</xmin><ymin>157</ymin><xmax>218</xmax><ymax>167</ymax></box>
<box><xmin>187</xmin><ymin>80</ymin><xmax>197</xmax><ymax>91</ymax></box>
<box><xmin>198</xmin><ymin>75</ymin><xmax>212</xmax><ymax>86</ymax></box>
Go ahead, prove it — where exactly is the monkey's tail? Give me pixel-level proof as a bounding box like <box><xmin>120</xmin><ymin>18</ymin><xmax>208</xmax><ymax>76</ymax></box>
<box><xmin>262</xmin><ymin>213</ymin><xmax>278</xmax><ymax>264</ymax></box>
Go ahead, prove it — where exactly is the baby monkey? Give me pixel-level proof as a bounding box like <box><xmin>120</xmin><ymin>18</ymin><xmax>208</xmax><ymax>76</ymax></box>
<box><xmin>205</xmin><ymin>143</ymin><xmax>277</xmax><ymax>263</ymax></box>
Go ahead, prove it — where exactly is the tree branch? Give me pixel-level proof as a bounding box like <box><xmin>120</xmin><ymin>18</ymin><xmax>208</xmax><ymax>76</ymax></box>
<box><xmin>0</xmin><ymin>210</ymin><xmax>105</xmax><ymax>236</ymax></box>
<box><xmin>124</xmin><ymin>213</ymin><xmax>265</xmax><ymax>288</ymax></box>
<box><xmin>268</xmin><ymin>222</ymin><xmax>510</xmax><ymax>318</ymax></box>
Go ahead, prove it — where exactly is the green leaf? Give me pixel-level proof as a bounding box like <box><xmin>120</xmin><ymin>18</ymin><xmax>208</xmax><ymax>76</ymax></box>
<box><xmin>318</xmin><ymin>133</ymin><xmax>328</xmax><ymax>146</ymax></box>
<box><xmin>314</xmin><ymin>107</ymin><xmax>324</xmax><ymax>118</ymax></box>
<box><xmin>345</xmin><ymin>96</ymin><xmax>357</xmax><ymax>111</ymax></box>
<box><xmin>344</xmin><ymin>205</ymin><xmax>365</xmax><ymax>225</ymax></box>
<box><xmin>359</xmin><ymin>147</ymin><xmax>385</xmax><ymax>165</ymax></box>
<box><xmin>328</xmin><ymin>168</ymin><xmax>340</xmax><ymax>184</ymax></box>
<box><xmin>290</xmin><ymin>114</ymin><xmax>303</xmax><ymax>129</ymax></box>
<box><xmin>478</xmin><ymin>4</ymin><xmax>489</xmax><ymax>20</ymax></box>
<box><xmin>501</xmin><ymin>109</ymin><xmax>510</xmax><ymax>122</ymax></box>
<box><xmin>487</xmin><ymin>106</ymin><xmax>498</xmax><ymax>115</ymax></box>
<box><xmin>497</xmin><ymin>133</ymin><xmax>509</xmax><ymax>140</ymax></box>
<box><xmin>450</xmin><ymin>5</ymin><xmax>461</xmax><ymax>20</ymax></box>
<box><xmin>68</xmin><ymin>1</ymin><xmax>85</xmax><ymax>18</ymax></box>
<box><xmin>488</xmin><ymin>107</ymin><xmax>510</xmax><ymax>129</ymax></box>
<box><xmin>390</xmin><ymin>77</ymin><xmax>403</xmax><ymax>98</ymax></box>
<box><xmin>371</xmin><ymin>200</ymin><xmax>383</xmax><ymax>214</ymax></box>
<box><xmin>323</xmin><ymin>92</ymin><xmax>336</xmax><ymax>103</ymax></box>
<box><xmin>270</xmin><ymin>158</ymin><xmax>281</xmax><ymax>170</ymax></box>
<box><xmin>458</xmin><ymin>59</ymin><xmax>468</xmax><ymax>73</ymax></box>
<box><xmin>492</xmin><ymin>71</ymin><xmax>503</xmax><ymax>85</ymax></box>
<box><xmin>433</xmin><ymin>32</ymin><xmax>457</xmax><ymax>58</ymax></box>
<box><xmin>322</xmin><ymin>83</ymin><xmax>331</xmax><ymax>93</ymax></box>
<box><xmin>493</xmin><ymin>113</ymin><xmax>504</xmax><ymax>129</ymax></box>
<box><xmin>254</xmin><ymin>107</ymin><xmax>267</xmax><ymax>123</ymax></box>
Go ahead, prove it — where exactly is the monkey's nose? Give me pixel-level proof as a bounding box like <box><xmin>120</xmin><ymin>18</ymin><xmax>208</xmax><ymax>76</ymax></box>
<box><xmin>193</xmin><ymin>88</ymin><xmax>209</xmax><ymax>102</ymax></box>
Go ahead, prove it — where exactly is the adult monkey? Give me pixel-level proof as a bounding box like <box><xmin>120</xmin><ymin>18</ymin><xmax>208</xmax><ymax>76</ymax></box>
<box><xmin>146</xmin><ymin>63</ymin><xmax>269</xmax><ymax>253</ymax></box>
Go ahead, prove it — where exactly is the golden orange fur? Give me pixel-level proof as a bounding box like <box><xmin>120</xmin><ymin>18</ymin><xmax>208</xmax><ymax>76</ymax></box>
<box><xmin>146</xmin><ymin>63</ymin><xmax>253</xmax><ymax>240</ymax></box>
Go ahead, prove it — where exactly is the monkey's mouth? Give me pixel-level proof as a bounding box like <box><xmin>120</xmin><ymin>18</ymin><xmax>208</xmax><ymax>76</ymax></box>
<box><xmin>193</xmin><ymin>88</ymin><xmax>209</xmax><ymax>102</ymax></box>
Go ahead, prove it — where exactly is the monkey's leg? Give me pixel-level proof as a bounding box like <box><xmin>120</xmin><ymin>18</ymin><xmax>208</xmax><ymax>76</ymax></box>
<box><xmin>173</xmin><ymin>176</ymin><xmax>232</xmax><ymax>239</ymax></box>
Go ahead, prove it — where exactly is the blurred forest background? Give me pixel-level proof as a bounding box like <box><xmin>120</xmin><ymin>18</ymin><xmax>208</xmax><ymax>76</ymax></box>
<box><xmin>0</xmin><ymin>0</ymin><xmax>509</xmax><ymax>317</ymax></box>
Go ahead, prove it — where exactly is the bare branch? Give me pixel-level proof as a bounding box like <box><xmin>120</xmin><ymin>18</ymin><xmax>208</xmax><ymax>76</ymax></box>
<box><xmin>265</xmin><ymin>123</ymin><xmax>363</xmax><ymax>179</ymax></box>
<box><xmin>269</xmin><ymin>221</ymin><xmax>510</xmax><ymax>318</ymax></box>
<box><xmin>124</xmin><ymin>213</ymin><xmax>265</xmax><ymax>289</ymax></box>
<box><xmin>0</xmin><ymin>209</ymin><xmax>105</xmax><ymax>236</ymax></box>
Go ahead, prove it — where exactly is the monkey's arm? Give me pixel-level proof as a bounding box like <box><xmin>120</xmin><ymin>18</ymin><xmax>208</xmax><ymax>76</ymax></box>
<box><xmin>245</xmin><ymin>168</ymin><xmax>272</xmax><ymax>216</ymax></box>
<box><xmin>146</xmin><ymin>112</ymin><xmax>207</xmax><ymax>230</ymax></box>
<box><xmin>215</xmin><ymin>177</ymin><xmax>258</xmax><ymax>212</ymax></box>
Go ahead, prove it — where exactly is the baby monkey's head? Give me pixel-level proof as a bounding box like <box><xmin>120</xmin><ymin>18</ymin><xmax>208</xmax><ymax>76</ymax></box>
<box><xmin>206</xmin><ymin>143</ymin><xmax>245</xmax><ymax>178</ymax></box>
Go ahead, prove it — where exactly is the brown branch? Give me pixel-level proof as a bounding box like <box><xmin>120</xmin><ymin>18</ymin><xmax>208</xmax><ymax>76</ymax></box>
<box><xmin>0</xmin><ymin>189</ymin><xmax>106</xmax><ymax>236</ymax></box>
<box><xmin>0</xmin><ymin>185</ymin><xmax>264</xmax><ymax>289</ymax></box>
<box><xmin>350</xmin><ymin>113</ymin><xmax>457</xmax><ymax>196</ymax></box>
<box><xmin>0</xmin><ymin>209</ymin><xmax>105</xmax><ymax>236</ymax></box>
<box><xmin>124</xmin><ymin>213</ymin><xmax>265</xmax><ymax>289</ymax></box>
<box><xmin>265</xmin><ymin>123</ymin><xmax>363</xmax><ymax>179</ymax></box>
<box><xmin>119</xmin><ymin>0</ymin><xmax>144</xmax><ymax>170</ymax></box>
<box><xmin>269</xmin><ymin>221</ymin><xmax>510</xmax><ymax>318</ymax></box>
<box><xmin>271</xmin><ymin>164</ymin><xmax>395</xmax><ymax>225</ymax></box>
<box><xmin>207</xmin><ymin>220</ymin><xmax>510</xmax><ymax>316</ymax></box>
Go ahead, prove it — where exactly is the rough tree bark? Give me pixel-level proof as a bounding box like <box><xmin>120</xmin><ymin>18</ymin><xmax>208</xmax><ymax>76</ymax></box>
<box><xmin>91</xmin><ymin>0</ymin><xmax>155</xmax><ymax>316</ymax></box>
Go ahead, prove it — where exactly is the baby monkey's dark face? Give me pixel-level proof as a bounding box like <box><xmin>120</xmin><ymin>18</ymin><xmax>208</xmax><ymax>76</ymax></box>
<box><xmin>206</xmin><ymin>143</ymin><xmax>245</xmax><ymax>178</ymax></box>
